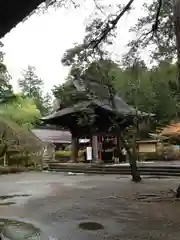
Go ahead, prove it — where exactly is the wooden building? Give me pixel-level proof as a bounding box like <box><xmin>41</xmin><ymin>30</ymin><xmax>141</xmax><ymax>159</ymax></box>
<box><xmin>136</xmin><ymin>140</ymin><xmax>158</xmax><ymax>154</ymax></box>
<box><xmin>41</xmin><ymin>94</ymin><xmax>151</xmax><ymax>162</ymax></box>
<box><xmin>32</xmin><ymin>128</ymin><xmax>89</xmax><ymax>150</ymax></box>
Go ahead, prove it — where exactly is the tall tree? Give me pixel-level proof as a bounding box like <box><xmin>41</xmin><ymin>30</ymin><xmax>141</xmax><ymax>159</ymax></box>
<box><xmin>44</xmin><ymin>0</ymin><xmax>176</xmax><ymax>64</ymax></box>
<box><xmin>52</xmin><ymin>79</ymin><xmax>88</xmax><ymax>108</ymax></box>
<box><xmin>123</xmin><ymin>1</ymin><xmax>174</xmax><ymax>62</ymax></box>
<box><xmin>113</xmin><ymin>59</ymin><xmax>179</xmax><ymax>125</ymax></box>
<box><xmin>0</xmin><ymin>42</ymin><xmax>14</xmax><ymax>102</ymax></box>
<box><xmin>173</xmin><ymin>0</ymin><xmax>180</xmax><ymax>88</ymax></box>
<box><xmin>18</xmin><ymin>65</ymin><xmax>52</xmax><ymax>115</ymax></box>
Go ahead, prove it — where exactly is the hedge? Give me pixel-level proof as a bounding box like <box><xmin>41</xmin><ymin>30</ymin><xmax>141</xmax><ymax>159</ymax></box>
<box><xmin>55</xmin><ymin>150</ymin><xmax>85</xmax><ymax>158</ymax></box>
<box><xmin>0</xmin><ymin>155</ymin><xmax>42</xmax><ymax>167</ymax></box>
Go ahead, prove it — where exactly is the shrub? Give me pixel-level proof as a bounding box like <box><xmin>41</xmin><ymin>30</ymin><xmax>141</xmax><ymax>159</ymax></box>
<box><xmin>7</xmin><ymin>155</ymin><xmax>31</xmax><ymax>166</ymax></box>
<box><xmin>55</xmin><ymin>150</ymin><xmax>85</xmax><ymax>159</ymax></box>
<box><xmin>55</xmin><ymin>151</ymin><xmax>71</xmax><ymax>158</ymax></box>
<box><xmin>139</xmin><ymin>152</ymin><xmax>158</xmax><ymax>161</ymax></box>
<box><xmin>78</xmin><ymin>150</ymin><xmax>85</xmax><ymax>157</ymax></box>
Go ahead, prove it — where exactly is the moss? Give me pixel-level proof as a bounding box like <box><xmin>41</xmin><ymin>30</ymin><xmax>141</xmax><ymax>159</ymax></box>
<box><xmin>0</xmin><ymin>117</ymin><xmax>54</xmax><ymax>166</ymax></box>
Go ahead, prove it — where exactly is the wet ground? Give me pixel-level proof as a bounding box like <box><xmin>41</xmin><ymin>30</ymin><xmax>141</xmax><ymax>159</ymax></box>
<box><xmin>0</xmin><ymin>172</ymin><xmax>180</xmax><ymax>239</ymax></box>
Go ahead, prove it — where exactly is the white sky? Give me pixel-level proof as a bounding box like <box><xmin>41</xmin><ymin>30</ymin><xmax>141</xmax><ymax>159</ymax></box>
<box><xmin>1</xmin><ymin>0</ymin><xmax>150</xmax><ymax>93</ymax></box>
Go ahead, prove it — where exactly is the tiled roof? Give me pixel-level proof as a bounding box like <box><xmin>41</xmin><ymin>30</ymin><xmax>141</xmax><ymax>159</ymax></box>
<box><xmin>32</xmin><ymin>128</ymin><xmax>89</xmax><ymax>144</ymax></box>
<box><xmin>0</xmin><ymin>0</ymin><xmax>44</xmax><ymax>37</ymax></box>
<box><xmin>41</xmin><ymin>95</ymin><xmax>151</xmax><ymax>123</ymax></box>
<box><xmin>32</xmin><ymin>129</ymin><xmax>71</xmax><ymax>144</ymax></box>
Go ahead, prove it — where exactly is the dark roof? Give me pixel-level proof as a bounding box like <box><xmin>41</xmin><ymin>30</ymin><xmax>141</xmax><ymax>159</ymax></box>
<box><xmin>0</xmin><ymin>0</ymin><xmax>44</xmax><ymax>37</ymax></box>
<box><xmin>41</xmin><ymin>95</ymin><xmax>150</xmax><ymax>122</ymax></box>
<box><xmin>32</xmin><ymin>128</ymin><xmax>71</xmax><ymax>144</ymax></box>
<box><xmin>73</xmin><ymin>80</ymin><xmax>153</xmax><ymax>117</ymax></box>
<box><xmin>32</xmin><ymin>128</ymin><xmax>89</xmax><ymax>144</ymax></box>
<box><xmin>42</xmin><ymin>101</ymin><xmax>91</xmax><ymax>121</ymax></box>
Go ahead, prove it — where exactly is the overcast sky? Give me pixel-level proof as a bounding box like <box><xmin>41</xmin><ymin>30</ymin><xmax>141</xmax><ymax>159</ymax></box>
<box><xmin>1</xmin><ymin>0</ymin><xmax>150</xmax><ymax>93</ymax></box>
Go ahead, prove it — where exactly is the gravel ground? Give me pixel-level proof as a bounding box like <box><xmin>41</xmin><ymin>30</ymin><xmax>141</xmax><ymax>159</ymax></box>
<box><xmin>0</xmin><ymin>172</ymin><xmax>180</xmax><ymax>239</ymax></box>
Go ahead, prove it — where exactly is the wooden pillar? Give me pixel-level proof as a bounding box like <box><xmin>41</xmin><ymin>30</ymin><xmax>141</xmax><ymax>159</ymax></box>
<box><xmin>71</xmin><ymin>134</ymin><xmax>78</xmax><ymax>162</ymax></box>
<box><xmin>92</xmin><ymin>135</ymin><xmax>98</xmax><ymax>161</ymax></box>
<box><xmin>98</xmin><ymin>136</ymin><xmax>102</xmax><ymax>160</ymax></box>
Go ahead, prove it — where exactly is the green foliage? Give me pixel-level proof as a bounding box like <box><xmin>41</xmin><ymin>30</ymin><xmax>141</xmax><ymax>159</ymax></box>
<box><xmin>18</xmin><ymin>65</ymin><xmax>43</xmax><ymax>97</ymax></box>
<box><xmin>55</xmin><ymin>150</ymin><xmax>84</xmax><ymax>158</ymax></box>
<box><xmin>0</xmin><ymin>42</ymin><xmax>14</xmax><ymax>103</ymax></box>
<box><xmin>54</xmin><ymin>59</ymin><xmax>117</xmax><ymax>104</ymax></box>
<box><xmin>0</xmin><ymin>94</ymin><xmax>40</xmax><ymax>128</ymax></box>
<box><xmin>113</xmin><ymin>60</ymin><xmax>179</xmax><ymax>126</ymax></box>
<box><xmin>5</xmin><ymin>155</ymin><xmax>31</xmax><ymax>166</ymax></box>
<box><xmin>125</xmin><ymin>0</ymin><xmax>174</xmax><ymax>63</ymax></box>
<box><xmin>55</xmin><ymin>150</ymin><xmax>71</xmax><ymax>158</ymax></box>
<box><xmin>52</xmin><ymin>79</ymin><xmax>88</xmax><ymax>108</ymax></box>
<box><xmin>0</xmin><ymin>47</ymin><xmax>47</xmax><ymax>167</ymax></box>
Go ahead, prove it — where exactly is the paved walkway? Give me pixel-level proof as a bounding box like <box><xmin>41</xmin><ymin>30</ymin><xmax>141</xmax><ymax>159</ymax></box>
<box><xmin>0</xmin><ymin>172</ymin><xmax>180</xmax><ymax>239</ymax></box>
<box><xmin>55</xmin><ymin>160</ymin><xmax>180</xmax><ymax>167</ymax></box>
<box><xmin>106</xmin><ymin>160</ymin><xmax>180</xmax><ymax>166</ymax></box>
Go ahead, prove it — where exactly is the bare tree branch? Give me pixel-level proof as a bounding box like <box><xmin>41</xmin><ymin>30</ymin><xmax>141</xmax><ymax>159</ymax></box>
<box><xmin>90</xmin><ymin>0</ymin><xmax>135</xmax><ymax>49</ymax></box>
<box><xmin>132</xmin><ymin>0</ymin><xmax>163</xmax><ymax>48</ymax></box>
<box><xmin>152</xmin><ymin>0</ymin><xmax>162</xmax><ymax>32</ymax></box>
<box><xmin>89</xmin><ymin>0</ymin><xmax>163</xmax><ymax>52</ymax></box>
<box><xmin>93</xmin><ymin>0</ymin><xmax>106</xmax><ymax>15</ymax></box>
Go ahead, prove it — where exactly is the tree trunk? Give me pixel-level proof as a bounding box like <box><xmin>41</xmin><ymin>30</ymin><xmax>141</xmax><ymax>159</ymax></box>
<box><xmin>108</xmin><ymin>84</ymin><xmax>141</xmax><ymax>181</ymax></box>
<box><xmin>173</xmin><ymin>0</ymin><xmax>180</xmax><ymax>196</ymax></box>
<box><xmin>176</xmin><ymin>184</ymin><xmax>180</xmax><ymax>197</ymax></box>
<box><xmin>0</xmin><ymin>144</ymin><xmax>7</xmax><ymax>159</ymax></box>
<box><xmin>119</xmin><ymin>133</ymin><xmax>141</xmax><ymax>182</ymax></box>
<box><xmin>116</xmin><ymin>135</ymin><xmax>121</xmax><ymax>154</ymax></box>
<box><xmin>3</xmin><ymin>152</ymin><xmax>7</xmax><ymax>167</ymax></box>
<box><xmin>173</xmin><ymin>0</ymin><xmax>180</xmax><ymax>88</ymax></box>
<box><xmin>71</xmin><ymin>135</ymin><xmax>78</xmax><ymax>162</ymax></box>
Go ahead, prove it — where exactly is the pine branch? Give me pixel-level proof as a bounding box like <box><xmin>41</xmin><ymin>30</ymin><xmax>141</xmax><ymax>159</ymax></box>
<box><xmin>90</xmin><ymin>0</ymin><xmax>135</xmax><ymax>49</ymax></box>
<box><xmin>131</xmin><ymin>0</ymin><xmax>163</xmax><ymax>47</ymax></box>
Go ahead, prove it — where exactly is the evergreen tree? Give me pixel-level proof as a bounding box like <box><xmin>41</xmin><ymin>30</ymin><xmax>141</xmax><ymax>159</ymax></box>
<box><xmin>18</xmin><ymin>65</ymin><xmax>52</xmax><ymax>115</ymax></box>
<box><xmin>0</xmin><ymin>42</ymin><xmax>14</xmax><ymax>102</ymax></box>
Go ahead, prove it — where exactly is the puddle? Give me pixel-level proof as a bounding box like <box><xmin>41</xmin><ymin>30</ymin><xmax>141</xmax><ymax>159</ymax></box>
<box><xmin>144</xmin><ymin>176</ymin><xmax>169</xmax><ymax>179</ymax></box>
<box><xmin>0</xmin><ymin>194</ymin><xmax>30</xmax><ymax>200</ymax></box>
<box><xmin>0</xmin><ymin>218</ymin><xmax>59</xmax><ymax>240</ymax></box>
<box><xmin>79</xmin><ymin>222</ymin><xmax>104</xmax><ymax>231</ymax></box>
<box><xmin>136</xmin><ymin>193</ymin><xmax>158</xmax><ymax>200</ymax></box>
<box><xmin>0</xmin><ymin>202</ymin><xmax>15</xmax><ymax>206</ymax></box>
<box><xmin>135</xmin><ymin>191</ymin><xmax>176</xmax><ymax>202</ymax></box>
<box><xmin>0</xmin><ymin>218</ymin><xmax>42</xmax><ymax>239</ymax></box>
